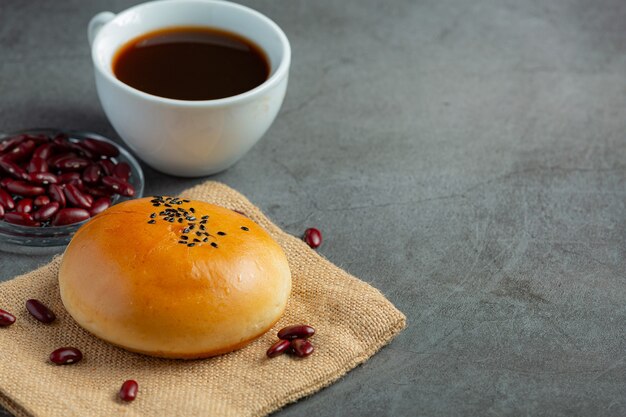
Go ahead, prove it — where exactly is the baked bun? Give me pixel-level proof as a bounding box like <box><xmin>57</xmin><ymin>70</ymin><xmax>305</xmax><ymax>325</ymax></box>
<box><xmin>58</xmin><ymin>196</ymin><xmax>291</xmax><ymax>359</ymax></box>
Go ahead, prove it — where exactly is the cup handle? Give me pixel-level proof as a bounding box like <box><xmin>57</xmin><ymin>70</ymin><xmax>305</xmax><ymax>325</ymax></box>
<box><xmin>88</xmin><ymin>11</ymin><xmax>115</xmax><ymax>47</ymax></box>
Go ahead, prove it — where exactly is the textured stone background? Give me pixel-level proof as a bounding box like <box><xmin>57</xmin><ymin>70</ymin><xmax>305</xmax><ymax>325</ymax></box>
<box><xmin>1</xmin><ymin>0</ymin><xmax>625</xmax><ymax>416</ymax></box>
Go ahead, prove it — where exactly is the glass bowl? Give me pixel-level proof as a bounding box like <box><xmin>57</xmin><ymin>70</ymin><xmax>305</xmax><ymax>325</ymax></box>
<box><xmin>0</xmin><ymin>128</ymin><xmax>144</xmax><ymax>246</ymax></box>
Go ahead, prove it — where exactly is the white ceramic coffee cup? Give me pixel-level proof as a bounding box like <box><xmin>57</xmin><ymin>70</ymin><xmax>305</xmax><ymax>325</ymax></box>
<box><xmin>88</xmin><ymin>0</ymin><xmax>290</xmax><ymax>177</ymax></box>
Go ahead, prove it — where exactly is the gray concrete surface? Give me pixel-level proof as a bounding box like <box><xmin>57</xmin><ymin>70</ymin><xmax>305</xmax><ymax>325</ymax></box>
<box><xmin>1</xmin><ymin>0</ymin><xmax>626</xmax><ymax>416</ymax></box>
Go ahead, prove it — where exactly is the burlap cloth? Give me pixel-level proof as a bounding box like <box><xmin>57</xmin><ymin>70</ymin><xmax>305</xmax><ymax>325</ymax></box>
<box><xmin>0</xmin><ymin>181</ymin><xmax>406</xmax><ymax>417</ymax></box>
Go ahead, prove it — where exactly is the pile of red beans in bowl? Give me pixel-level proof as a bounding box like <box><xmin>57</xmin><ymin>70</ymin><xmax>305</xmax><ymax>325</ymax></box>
<box><xmin>0</xmin><ymin>131</ymin><xmax>137</xmax><ymax>227</ymax></box>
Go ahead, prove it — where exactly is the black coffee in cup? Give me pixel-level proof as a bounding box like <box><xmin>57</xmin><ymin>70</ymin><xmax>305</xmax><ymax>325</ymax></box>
<box><xmin>113</xmin><ymin>27</ymin><xmax>269</xmax><ymax>101</ymax></box>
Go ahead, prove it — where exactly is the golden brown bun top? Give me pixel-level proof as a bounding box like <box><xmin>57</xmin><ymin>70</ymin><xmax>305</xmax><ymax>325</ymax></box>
<box><xmin>59</xmin><ymin>196</ymin><xmax>291</xmax><ymax>358</ymax></box>
<box><xmin>73</xmin><ymin>196</ymin><xmax>285</xmax><ymax>298</ymax></box>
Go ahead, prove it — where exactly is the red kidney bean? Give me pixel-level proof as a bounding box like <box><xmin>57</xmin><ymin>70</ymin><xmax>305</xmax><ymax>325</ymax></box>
<box><xmin>52</xmin><ymin>133</ymin><xmax>70</xmax><ymax>147</ymax></box>
<box><xmin>52</xmin><ymin>208</ymin><xmax>90</xmax><ymax>226</ymax></box>
<box><xmin>47</xmin><ymin>153</ymin><xmax>76</xmax><ymax>167</ymax></box>
<box><xmin>82</xmin><ymin>164</ymin><xmax>101</xmax><ymax>184</ymax></box>
<box><xmin>4</xmin><ymin>212</ymin><xmax>39</xmax><ymax>226</ymax></box>
<box><xmin>0</xmin><ymin>309</ymin><xmax>15</xmax><ymax>327</ymax></box>
<box><xmin>119</xmin><ymin>380</ymin><xmax>139</xmax><ymax>402</ymax></box>
<box><xmin>278</xmin><ymin>325</ymin><xmax>316</xmax><ymax>340</ymax></box>
<box><xmin>67</xmin><ymin>142</ymin><xmax>96</xmax><ymax>160</ymax></box>
<box><xmin>89</xmin><ymin>197</ymin><xmax>111</xmax><ymax>216</ymax></box>
<box><xmin>33</xmin><ymin>195</ymin><xmax>50</xmax><ymax>207</ymax></box>
<box><xmin>82</xmin><ymin>138</ymin><xmax>119</xmax><ymax>158</ymax></box>
<box><xmin>0</xmin><ymin>158</ymin><xmax>27</xmax><ymax>179</ymax></box>
<box><xmin>102</xmin><ymin>176</ymin><xmax>135</xmax><ymax>197</ymax></box>
<box><xmin>0</xmin><ymin>135</ymin><xmax>25</xmax><ymax>153</ymax></box>
<box><xmin>24</xmin><ymin>133</ymin><xmax>50</xmax><ymax>144</ymax></box>
<box><xmin>50</xmin><ymin>347</ymin><xmax>82</xmax><ymax>365</ymax></box>
<box><xmin>64</xmin><ymin>184</ymin><xmax>92</xmax><ymax>209</ymax></box>
<box><xmin>84</xmin><ymin>186</ymin><xmax>113</xmax><ymax>198</ymax></box>
<box><xmin>33</xmin><ymin>143</ymin><xmax>55</xmax><ymax>160</ymax></box>
<box><xmin>0</xmin><ymin>134</ymin><xmax>132</xmax><ymax>229</ymax></box>
<box><xmin>266</xmin><ymin>339</ymin><xmax>292</xmax><ymax>358</ymax></box>
<box><xmin>55</xmin><ymin>156</ymin><xmax>90</xmax><ymax>171</ymax></box>
<box><xmin>26</xmin><ymin>157</ymin><xmax>49</xmax><ymax>173</ymax></box>
<box><xmin>48</xmin><ymin>184</ymin><xmax>66</xmax><ymax>207</ymax></box>
<box><xmin>27</xmin><ymin>172</ymin><xmax>58</xmax><ymax>185</ymax></box>
<box><xmin>303</xmin><ymin>228</ymin><xmax>322</xmax><ymax>248</ymax></box>
<box><xmin>16</xmin><ymin>198</ymin><xmax>33</xmax><ymax>214</ymax></box>
<box><xmin>5</xmin><ymin>180</ymin><xmax>45</xmax><ymax>196</ymax></box>
<box><xmin>290</xmin><ymin>338</ymin><xmax>314</xmax><ymax>357</ymax></box>
<box><xmin>67</xmin><ymin>178</ymin><xmax>84</xmax><ymax>190</ymax></box>
<box><xmin>25</xmin><ymin>299</ymin><xmax>56</xmax><ymax>323</ymax></box>
<box><xmin>114</xmin><ymin>162</ymin><xmax>131</xmax><ymax>181</ymax></box>
<box><xmin>57</xmin><ymin>172</ymin><xmax>80</xmax><ymax>184</ymax></box>
<box><xmin>0</xmin><ymin>188</ymin><xmax>15</xmax><ymax>210</ymax></box>
<box><xmin>99</xmin><ymin>159</ymin><xmax>116</xmax><ymax>176</ymax></box>
<box><xmin>33</xmin><ymin>202</ymin><xmax>60</xmax><ymax>221</ymax></box>
<box><xmin>4</xmin><ymin>140</ymin><xmax>36</xmax><ymax>161</ymax></box>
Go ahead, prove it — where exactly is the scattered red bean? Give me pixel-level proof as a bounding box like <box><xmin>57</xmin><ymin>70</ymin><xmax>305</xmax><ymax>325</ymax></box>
<box><xmin>0</xmin><ymin>133</ymin><xmax>133</xmax><ymax>227</ymax></box>
<box><xmin>50</xmin><ymin>347</ymin><xmax>83</xmax><ymax>365</ymax></box>
<box><xmin>25</xmin><ymin>299</ymin><xmax>56</xmax><ymax>323</ymax></box>
<box><xmin>0</xmin><ymin>309</ymin><xmax>16</xmax><ymax>327</ymax></box>
<box><xmin>290</xmin><ymin>338</ymin><xmax>315</xmax><ymax>357</ymax></box>
<box><xmin>303</xmin><ymin>227</ymin><xmax>322</xmax><ymax>248</ymax></box>
<box><xmin>266</xmin><ymin>339</ymin><xmax>292</xmax><ymax>358</ymax></box>
<box><xmin>278</xmin><ymin>324</ymin><xmax>316</xmax><ymax>340</ymax></box>
<box><xmin>267</xmin><ymin>325</ymin><xmax>316</xmax><ymax>359</ymax></box>
<box><xmin>119</xmin><ymin>380</ymin><xmax>139</xmax><ymax>402</ymax></box>
<box><xmin>16</xmin><ymin>198</ymin><xmax>33</xmax><ymax>214</ymax></box>
<box><xmin>52</xmin><ymin>208</ymin><xmax>90</xmax><ymax>226</ymax></box>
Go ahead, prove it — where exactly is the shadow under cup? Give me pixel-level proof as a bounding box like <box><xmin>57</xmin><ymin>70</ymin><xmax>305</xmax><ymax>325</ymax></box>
<box><xmin>90</xmin><ymin>0</ymin><xmax>291</xmax><ymax>177</ymax></box>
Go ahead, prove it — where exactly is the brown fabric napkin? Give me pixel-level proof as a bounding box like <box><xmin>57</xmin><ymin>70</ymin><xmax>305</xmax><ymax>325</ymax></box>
<box><xmin>0</xmin><ymin>181</ymin><xmax>406</xmax><ymax>417</ymax></box>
